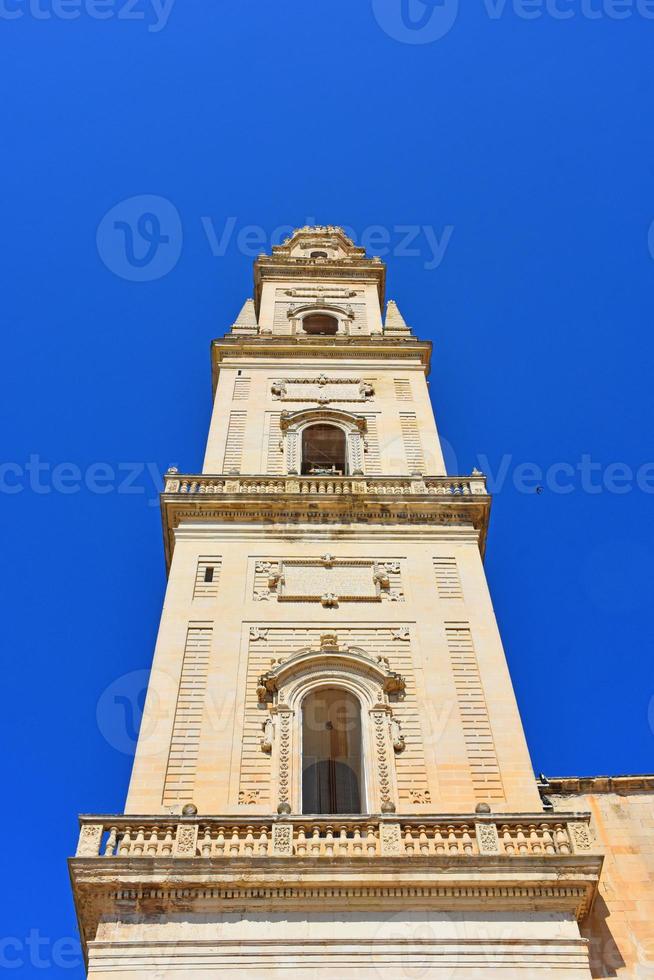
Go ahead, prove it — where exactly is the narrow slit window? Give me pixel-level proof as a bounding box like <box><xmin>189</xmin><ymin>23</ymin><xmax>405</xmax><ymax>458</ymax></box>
<box><xmin>204</xmin><ymin>566</ymin><xmax>214</xmax><ymax>583</ymax></box>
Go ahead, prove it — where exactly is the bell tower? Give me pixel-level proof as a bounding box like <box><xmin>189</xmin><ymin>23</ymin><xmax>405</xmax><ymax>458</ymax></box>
<box><xmin>70</xmin><ymin>226</ymin><xmax>602</xmax><ymax>978</ymax></box>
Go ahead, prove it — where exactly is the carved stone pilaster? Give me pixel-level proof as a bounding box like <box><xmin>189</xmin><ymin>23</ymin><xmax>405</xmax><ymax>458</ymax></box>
<box><xmin>286</xmin><ymin>431</ymin><xmax>299</xmax><ymax>474</ymax></box>
<box><xmin>348</xmin><ymin>431</ymin><xmax>364</xmax><ymax>475</ymax></box>
<box><xmin>371</xmin><ymin>709</ymin><xmax>396</xmax><ymax>813</ymax></box>
<box><xmin>276</xmin><ymin>709</ymin><xmax>292</xmax><ymax>814</ymax></box>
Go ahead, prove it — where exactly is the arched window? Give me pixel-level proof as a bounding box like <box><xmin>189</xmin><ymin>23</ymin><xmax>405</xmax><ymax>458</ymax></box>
<box><xmin>302</xmin><ymin>688</ymin><xmax>363</xmax><ymax>814</ymax></box>
<box><xmin>302</xmin><ymin>313</ymin><xmax>338</xmax><ymax>335</ymax></box>
<box><xmin>309</xmin><ymin>250</ymin><xmax>328</xmax><ymax>259</ymax></box>
<box><xmin>301</xmin><ymin>423</ymin><xmax>347</xmax><ymax>475</ymax></box>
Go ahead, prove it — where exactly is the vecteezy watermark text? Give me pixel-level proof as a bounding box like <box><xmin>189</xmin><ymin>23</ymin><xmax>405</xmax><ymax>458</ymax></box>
<box><xmin>0</xmin><ymin>0</ymin><xmax>175</xmax><ymax>30</ymax></box>
<box><xmin>0</xmin><ymin>931</ymin><xmax>81</xmax><ymax>970</ymax></box>
<box><xmin>0</xmin><ymin>455</ymin><xmax>166</xmax><ymax>506</ymax></box>
<box><xmin>201</xmin><ymin>217</ymin><xmax>454</xmax><ymax>271</ymax></box>
<box><xmin>372</xmin><ymin>0</ymin><xmax>654</xmax><ymax>44</ymax></box>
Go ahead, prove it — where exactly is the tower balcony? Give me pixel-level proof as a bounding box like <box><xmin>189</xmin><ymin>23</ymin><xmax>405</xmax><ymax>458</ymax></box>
<box><xmin>160</xmin><ymin>471</ymin><xmax>491</xmax><ymax>568</ymax></box>
<box><xmin>70</xmin><ymin>812</ymin><xmax>602</xmax><ymax>962</ymax></box>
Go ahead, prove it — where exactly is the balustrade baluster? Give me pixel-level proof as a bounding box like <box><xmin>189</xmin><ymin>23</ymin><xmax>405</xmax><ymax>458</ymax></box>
<box><xmin>366</xmin><ymin>824</ymin><xmax>377</xmax><ymax>856</ymax></box>
<box><xmin>501</xmin><ymin>826</ymin><xmax>514</xmax><ymax>854</ymax></box>
<box><xmin>104</xmin><ymin>826</ymin><xmax>117</xmax><ymax>857</ymax></box>
<box><xmin>404</xmin><ymin>826</ymin><xmax>416</xmax><ymax>855</ymax></box>
<box><xmin>118</xmin><ymin>828</ymin><xmax>131</xmax><ymax>856</ymax></box>
<box><xmin>230</xmin><ymin>828</ymin><xmax>241</xmax><ymax>856</ymax></box>
<box><xmin>296</xmin><ymin>826</ymin><xmax>307</xmax><ymax>856</ymax></box>
<box><xmin>541</xmin><ymin>825</ymin><xmax>555</xmax><ymax>855</ymax></box>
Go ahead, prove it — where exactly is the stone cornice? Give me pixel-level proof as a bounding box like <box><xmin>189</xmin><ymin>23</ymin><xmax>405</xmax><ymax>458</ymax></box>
<box><xmin>543</xmin><ymin>774</ymin><xmax>654</xmax><ymax>795</ymax></box>
<box><xmin>210</xmin><ymin>336</ymin><xmax>432</xmax><ymax>395</ymax></box>
<box><xmin>254</xmin><ymin>256</ymin><xmax>386</xmax><ymax>313</ymax></box>
<box><xmin>159</xmin><ymin>475</ymin><xmax>491</xmax><ymax>571</ymax></box>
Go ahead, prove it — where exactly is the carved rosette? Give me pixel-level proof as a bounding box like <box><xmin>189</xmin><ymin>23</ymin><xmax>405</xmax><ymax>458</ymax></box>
<box><xmin>372</xmin><ymin>709</ymin><xmax>397</xmax><ymax>813</ymax></box>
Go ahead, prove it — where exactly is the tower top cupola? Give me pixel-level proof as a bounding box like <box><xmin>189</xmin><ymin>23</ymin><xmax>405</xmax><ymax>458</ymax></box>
<box><xmin>253</xmin><ymin>225</ymin><xmax>386</xmax><ymax>314</ymax></box>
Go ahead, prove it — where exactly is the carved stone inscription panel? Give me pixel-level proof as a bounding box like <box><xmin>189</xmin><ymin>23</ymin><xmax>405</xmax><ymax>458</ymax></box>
<box><xmin>252</xmin><ymin>557</ymin><xmax>404</xmax><ymax>605</ymax></box>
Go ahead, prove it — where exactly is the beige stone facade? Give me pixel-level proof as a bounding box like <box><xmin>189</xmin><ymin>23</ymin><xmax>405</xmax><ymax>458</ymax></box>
<box><xmin>70</xmin><ymin>226</ymin><xmax>626</xmax><ymax>977</ymax></box>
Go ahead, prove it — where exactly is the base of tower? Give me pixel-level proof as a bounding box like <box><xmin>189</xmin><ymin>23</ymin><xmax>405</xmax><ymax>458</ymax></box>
<box><xmin>86</xmin><ymin>911</ymin><xmax>591</xmax><ymax>978</ymax></box>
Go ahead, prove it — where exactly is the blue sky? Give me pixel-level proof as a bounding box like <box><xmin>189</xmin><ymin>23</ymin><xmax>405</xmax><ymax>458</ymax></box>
<box><xmin>2</xmin><ymin>0</ymin><xmax>653</xmax><ymax>973</ymax></box>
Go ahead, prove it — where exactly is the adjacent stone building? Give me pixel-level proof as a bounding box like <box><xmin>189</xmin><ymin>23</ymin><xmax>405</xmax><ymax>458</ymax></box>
<box><xmin>70</xmin><ymin>227</ymin><xmax>651</xmax><ymax>977</ymax></box>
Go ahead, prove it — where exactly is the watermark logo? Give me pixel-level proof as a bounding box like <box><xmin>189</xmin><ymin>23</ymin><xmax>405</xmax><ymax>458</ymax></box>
<box><xmin>96</xmin><ymin>194</ymin><xmax>182</xmax><ymax>281</ymax></box>
<box><xmin>0</xmin><ymin>0</ymin><xmax>175</xmax><ymax>30</ymax></box>
<box><xmin>373</xmin><ymin>0</ymin><xmax>654</xmax><ymax>43</ymax></box>
<box><xmin>372</xmin><ymin>0</ymin><xmax>460</xmax><ymax>43</ymax></box>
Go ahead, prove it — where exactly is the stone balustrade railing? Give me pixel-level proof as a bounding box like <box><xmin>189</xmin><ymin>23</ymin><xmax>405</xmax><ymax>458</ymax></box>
<box><xmin>162</xmin><ymin>473</ymin><xmax>488</xmax><ymax>498</ymax></box>
<box><xmin>75</xmin><ymin>814</ymin><xmax>595</xmax><ymax>860</ymax></box>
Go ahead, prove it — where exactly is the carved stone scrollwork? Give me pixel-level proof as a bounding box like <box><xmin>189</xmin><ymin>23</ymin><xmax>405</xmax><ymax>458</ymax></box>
<box><xmin>476</xmin><ymin>822</ymin><xmax>501</xmax><ymax>854</ymax></box>
<box><xmin>173</xmin><ymin>823</ymin><xmax>198</xmax><ymax>858</ymax></box>
<box><xmin>271</xmin><ymin>823</ymin><xmax>293</xmax><ymax>856</ymax></box>
<box><xmin>380</xmin><ymin>822</ymin><xmax>402</xmax><ymax>855</ymax></box>
<box><xmin>391</xmin><ymin>718</ymin><xmax>406</xmax><ymax>754</ymax></box>
<box><xmin>569</xmin><ymin>822</ymin><xmax>593</xmax><ymax>852</ymax></box>
<box><xmin>249</xmin><ymin>627</ymin><xmax>269</xmax><ymax>642</ymax></box>
<box><xmin>260</xmin><ymin>717</ymin><xmax>274</xmax><ymax>754</ymax></box>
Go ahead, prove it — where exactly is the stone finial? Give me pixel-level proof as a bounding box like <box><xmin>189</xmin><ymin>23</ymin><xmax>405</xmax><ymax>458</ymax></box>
<box><xmin>475</xmin><ymin>802</ymin><xmax>492</xmax><ymax>814</ymax></box>
<box><xmin>182</xmin><ymin>803</ymin><xmax>198</xmax><ymax>816</ymax></box>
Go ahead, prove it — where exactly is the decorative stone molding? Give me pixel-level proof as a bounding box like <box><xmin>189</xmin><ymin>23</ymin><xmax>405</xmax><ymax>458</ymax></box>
<box><xmin>476</xmin><ymin>822</ymin><xmax>501</xmax><ymax>855</ymax></box>
<box><xmin>569</xmin><ymin>821</ymin><xmax>593</xmax><ymax>852</ymax></box>
<box><xmin>380</xmin><ymin>822</ymin><xmax>402</xmax><ymax>855</ymax></box>
<box><xmin>249</xmin><ymin>627</ymin><xmax>269</xmax><ymax>642</ymax></box>
<box><xmin>271</xmin><ymin>375</ymin><xmax>375</xmax><ymax>404</ymax></box>
<box><xmin>253</xmin><ymin>635</ymin><xmax>405</xmax><ymax>814</ymax></box>
<box><xmin>252</xmin><ymin>557</ymin><xmax>404</xmax><ymax>605</ymax></box>
<box><xmin>271</xmin><ymin>823</ymin><xmax>293</xmax><ymax>856</ymax></box>
<box><xmin>76</xmin><ymin>824</ymin><xmax>103</xmax><ymax>857</ymax></box>
<box><xmin>173</xmin><ymin>823</ymin><xmax>198</xmax><ymax>858</ymax></box>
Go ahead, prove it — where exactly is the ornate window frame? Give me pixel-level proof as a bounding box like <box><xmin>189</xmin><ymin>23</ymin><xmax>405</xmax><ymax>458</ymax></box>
<box><xmin>287</xmin><ymin>302</ymin><xmax>355</xmax><ymax>336</ymax></box>
<box><xmin>280</xmin><ymin>408</ymin><xmax>367</xmax><ymax>476</ymax></box>
<box><xmin>257</xmin><ymin>634</ymin><xmax>405</xmax><ymax>815</ymax></box>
